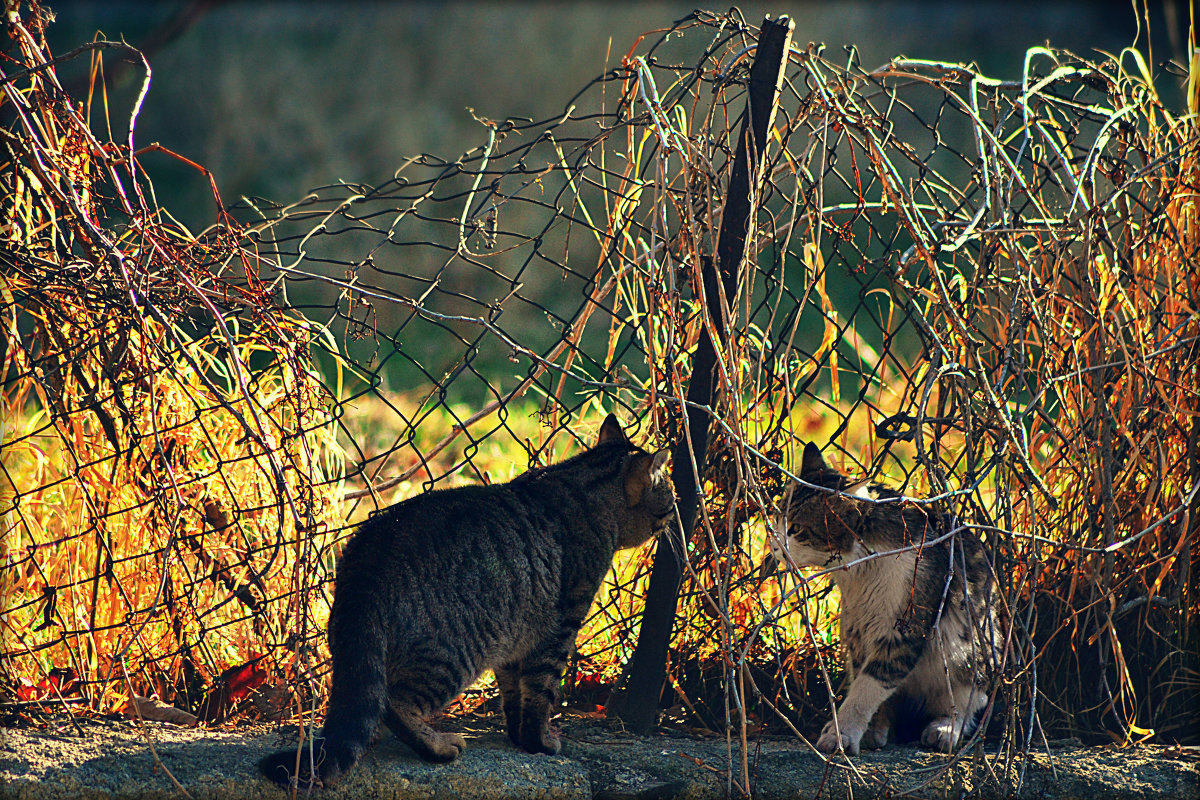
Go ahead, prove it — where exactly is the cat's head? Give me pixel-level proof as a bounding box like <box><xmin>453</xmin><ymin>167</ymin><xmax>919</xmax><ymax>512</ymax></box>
<box><xmin>596</xmin><ymin>414</ymin><xmax>676</xmax><ymax>549</ymax></box>
<box><xmin>769</xmin><ymin>442</ymin><xmax>873</xmax><ymax>568</ymax></box>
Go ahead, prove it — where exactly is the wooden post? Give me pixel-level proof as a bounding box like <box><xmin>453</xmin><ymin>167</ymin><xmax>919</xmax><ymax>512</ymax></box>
<box><xmin>606</xmin><ymin>14</ymin><xmax>794</xmax><ymax>732</ymax></box>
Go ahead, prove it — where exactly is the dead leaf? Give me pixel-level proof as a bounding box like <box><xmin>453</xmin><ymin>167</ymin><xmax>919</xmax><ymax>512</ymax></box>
<box><xmin>197</xmin><ymin>661</ymin><xmax>270</xmax><ymax>721</ymax></box>
<box><xmin>127</xmin><ymin>696</ymin><xmax>198</xmax><ymax>727</ymax></box>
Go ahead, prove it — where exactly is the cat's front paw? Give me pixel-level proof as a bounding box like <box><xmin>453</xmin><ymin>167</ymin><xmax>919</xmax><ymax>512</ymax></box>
<box><xmin>920</xmin><ymin>717</ymin><xmax>959</xmax><ymax>753</ymax></box>
<box><xmin>816</xmin><ymin>720</ymin><xmax>863</xmax><ymax>755</ymax></box>
<box><xmin>521</xmin><ymin>724</ymin><xmax>562</xmax><ymax>756</ymax></box>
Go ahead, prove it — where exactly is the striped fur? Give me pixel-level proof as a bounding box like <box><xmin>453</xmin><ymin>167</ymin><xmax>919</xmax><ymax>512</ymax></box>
<box><xmin>260</xmin><ymin>414</ymin><xmax>674</xmax><ymax>788</ymax></box>
<box><xmin>771</xmin><ymin>443</ymin><xmax>1000</xmax><ymax>755</ymax></box>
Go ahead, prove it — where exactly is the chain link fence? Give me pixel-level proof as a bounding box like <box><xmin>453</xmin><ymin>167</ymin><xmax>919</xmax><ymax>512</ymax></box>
<box><xmin>3</xmin><ymin>3</ymin><xmax>1197</xmax><ymax>791</ymax></box>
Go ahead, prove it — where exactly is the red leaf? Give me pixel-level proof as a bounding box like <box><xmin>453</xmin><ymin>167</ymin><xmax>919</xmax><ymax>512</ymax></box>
<box><xmin>46</xmin><ymin>667</ymin><xmax>80</xmax><ymax>695</ymax></box>
<box><xmin>224</xmin><ymin>662</ymin><xmax>268</xmax><ymax>703</ymax></box>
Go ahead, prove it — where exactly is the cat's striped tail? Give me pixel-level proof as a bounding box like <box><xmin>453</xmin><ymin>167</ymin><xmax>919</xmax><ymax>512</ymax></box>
<box><xmin>259</xmin><ymin>609</ymin><xmax>389</xmax><ymax>788</ymax></box>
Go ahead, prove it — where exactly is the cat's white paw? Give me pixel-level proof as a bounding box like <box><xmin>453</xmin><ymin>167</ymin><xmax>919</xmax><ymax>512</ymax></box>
<box><xmin>920</xmin><ymin>717</ymin><xmax>958</xmax><ymax>753</ymax></box>
<box><xmin>816</xmin><ymin>720</ymin><xmax>863</xmax><ymax>755</ymax></box>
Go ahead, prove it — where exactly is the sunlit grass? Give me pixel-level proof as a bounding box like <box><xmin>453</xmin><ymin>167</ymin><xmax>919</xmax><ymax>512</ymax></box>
<box><xmin>1</xmin><ymin>304</ymin><xmax>346</xmax><ymax>713</ymax></box>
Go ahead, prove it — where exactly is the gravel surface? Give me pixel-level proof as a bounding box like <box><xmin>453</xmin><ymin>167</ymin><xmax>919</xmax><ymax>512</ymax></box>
<box><xmin>1</xmin><ymin>712</ymin><xmax>1197</xmax><ymax>799</ymax></box>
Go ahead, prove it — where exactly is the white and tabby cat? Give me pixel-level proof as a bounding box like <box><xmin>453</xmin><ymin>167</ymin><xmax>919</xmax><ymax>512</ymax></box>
<box><xmin>770</xmin><ymin>443</ymin><xmax>1001</xmax><ymax>754</ymax></box>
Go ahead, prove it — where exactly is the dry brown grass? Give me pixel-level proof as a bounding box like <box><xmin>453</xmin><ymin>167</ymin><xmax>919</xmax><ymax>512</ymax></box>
<box><xmin>1</xmin><ymin>8</ymin><xmax>346</xmax><ymax>718</ymax></box>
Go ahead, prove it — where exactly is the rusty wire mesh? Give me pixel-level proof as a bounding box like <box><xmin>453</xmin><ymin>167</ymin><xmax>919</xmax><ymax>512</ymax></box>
<box><xmin>2</xmin><ymin>3</ymin><xmax>1197</xmax><ymax>790</ymax></box>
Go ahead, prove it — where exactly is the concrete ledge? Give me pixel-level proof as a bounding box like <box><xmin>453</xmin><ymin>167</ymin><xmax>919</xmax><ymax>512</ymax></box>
<box><xmin>1</xmin><ymin>714</ymin><xmax>1197</xmax><ymax>799</ymax></box>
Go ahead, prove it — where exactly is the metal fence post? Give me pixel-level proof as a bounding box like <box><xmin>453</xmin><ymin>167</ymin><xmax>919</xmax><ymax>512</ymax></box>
<box><xmin>606</xmin><ymin>14</ymin><xmax>795</xmax><ymax>732</ymax></box>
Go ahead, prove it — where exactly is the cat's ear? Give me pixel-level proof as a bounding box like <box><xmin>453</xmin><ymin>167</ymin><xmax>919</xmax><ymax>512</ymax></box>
<box><xmin>845</xmin><ymin>478</ymin><xmax>874</xmax><ymax>499</ymax></box>
<box><xmin>650</xmin><ymin>448</ymin><xmax>670</xmax><ymax>477</ymax></box>
<box><xmin>800</xmin><ymin>442</ymin><xmax>827</xmax><ymax>477</ymax></box>
<box><xmin>597</xmin><ymin>413</ymin><xmax>629</xmax><ymax>446</ymax></box>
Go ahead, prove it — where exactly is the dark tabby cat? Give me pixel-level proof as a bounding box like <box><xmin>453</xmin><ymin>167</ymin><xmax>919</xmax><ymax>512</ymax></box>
<box><xmin>260</xmin><ymin>414</ymin><xmax>674</xmax><ymax>788</ymax></box>
<box><xmin>771</xmin><ymin>443</ymin><xmax>1000</xmax><ymax>755</ymax></box>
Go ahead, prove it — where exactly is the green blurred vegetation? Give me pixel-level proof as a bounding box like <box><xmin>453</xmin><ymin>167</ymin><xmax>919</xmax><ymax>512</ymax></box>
<box><xmin>40</xmin><ymin>0</ymin><xmax>1162</xmax><ymax>389</ymax></box>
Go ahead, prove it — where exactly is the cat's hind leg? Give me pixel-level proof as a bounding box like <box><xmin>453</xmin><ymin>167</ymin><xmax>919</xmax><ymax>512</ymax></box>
<box><xmin>858</xmin><ymin>695</ymin><xmax>896</xmax><ymax>750</ymax></box>
<box><xmin>384</xmin><ymin>657</ymin><xmax>472</xmax><ymax>762</ymax></box>
<box><xmin>382</xmin><ymin>703</ymin><xmax>466</xmax><ymax>762</ymax></box>
<box><xmin>381</xmin><ymin>640</ymin><xmax>473</xmax><ymax>762</ymax></box>
<box><xmin>917</xmin><ymin>661</ymin><xmax>989</xmax><ymax>753</ymax></box>
<box><xmin>919</xmin><ymin>681</ymin><xmax>987</xmax><ymax>753</ymax></box>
